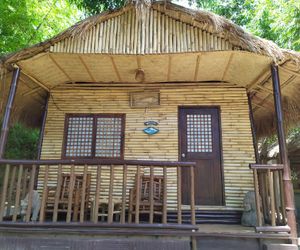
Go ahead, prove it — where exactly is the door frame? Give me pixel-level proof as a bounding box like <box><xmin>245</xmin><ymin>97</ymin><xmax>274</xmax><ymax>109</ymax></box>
<box><xmin>177</xmin><ymin>105</ymin><xmax>225</xmax><ymax>206</ymax></box>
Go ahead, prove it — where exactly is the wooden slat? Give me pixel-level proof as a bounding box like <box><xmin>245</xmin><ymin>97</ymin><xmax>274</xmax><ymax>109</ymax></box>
<box><xmin>190</xmin><ymin>166</ymin><xmax>196</xmax><ymax>225</ymax></box>
<box><xmin>273</xmin><ymin>171</ymin><xmax>281</xmax><ymax>225</ymax></box>
<box><xmin>12</xmin><ymin>165</ymin><xmax>23</xmax><ymax>222</ymax></box>
<box><xmin>0</xmin><ymin>164</ymin><xmax>10</xmax><ymax>221</ymax></box>
<box><xmin>177</xmin><ymin>166</ymin><xmax>182</xmax><ymax>224</ymax></box>
<box><xmin>253</xmin><ymin>169</ymin><xmax>262</xmax><ymax>226</ymax></box>
<box><xmin>39</xmin><ymin>165</ymin><xmax>49</xmax><ymax>222</ymax></box>
<box><xmin>80</xmin><ymin>164</ymin><xmax>88</xmax><ymax>223</ymax></box>
<box><xmin>21</xmin><ymin>167</ymin><xmax>29</xmax><ymax>200</ymax></box>
<box><xmin>279</xmin><ymin>171</ymin><xmax>286</xmax><ymax>224</ymax></box>
<box><xmin>6</xmin><ymin>166</ymin><xmax>17</xmax><ymax>217</ymax></box>
<box><xmin>25</xmin><ymin>165</ymin><xmax>36</xmax><ymax>222</ymax></box>
<box><xmin>135</xmin><ymin>166</ymin><xmax>141</xmax><ymax>224</ymax></box>
<box><xmin>108</xmin><ymin>165</ymin><xmax>114</xmax><ymax>223</ymax></box>
<box><xmin>149</xmin><ymin>166</ymin><xmax>154</xmax><ymax>224</ymax></box>
<box><xmin>53</xmin><ymin>164</ymin><xmax>62</xmax><ymax>222</ymax></box>
<box><xmin>268</xmin><ymin>169</ymin><xmax>276</xmax><ymax>226</ymax></box>
<box><xmin>121</xmin><ymin>164</ymin><xmax>127</xmax><ymax>224</ymax></box>
<box><xmin>163</xmin><ymin>166</ymin><xmax>167</xmax><ymax>224</ymax></box>
<box><xmin>93</xmin><ymin>166</ymin><xmax>101</xmax><ymax>223</ymax></box>
<box><xmin>66</xmin><ymin>164</ymin><xmax>75</xmax><ymax>223</ymax></box>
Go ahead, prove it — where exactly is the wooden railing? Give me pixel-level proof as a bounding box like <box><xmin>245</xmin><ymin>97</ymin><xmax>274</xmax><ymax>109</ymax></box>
<box><xmin>0</xmin><ymin>159</ymin><xmax>196</xmax><ymax>226</ymax></box>
<box><xmin>249</xmin><ymin>164</ymin><xmax>288</xmax><ymax>233</ymax></box>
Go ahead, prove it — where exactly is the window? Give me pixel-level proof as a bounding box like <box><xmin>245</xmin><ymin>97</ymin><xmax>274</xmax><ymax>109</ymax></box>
<box><xmin>63</xmin><ymin>114</ymin><xmax>125</xmax><ymax>159</ymax></box>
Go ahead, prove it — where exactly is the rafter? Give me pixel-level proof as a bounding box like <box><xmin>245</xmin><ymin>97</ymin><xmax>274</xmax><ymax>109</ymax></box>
<box><xmin>20</xmin><ymin>69</ymin><xmax>50</xmax><ymax>92</ymax></box>
<box><xmin>221</xmin><ymin>52</ymin><xmax>234</xmax><ymax>81</ymax></box>
<box><xmin>78</xmin><ymin>55</ymin><xmax>96</xmax><ymax>82</ymax></box>
<box><xmin>193</xmin><ymin>54</ymin><xmax>201</xmax><ymax>81</ymax></box>
<box><xmin>111</xmin><ymin>56</ymin><xmax>122</xmax><ymax>82</ymax></box>
<box><xmin>49</xmin><ymin>54</ymin><xmax>73</xmax><ymax>83</ymax></box>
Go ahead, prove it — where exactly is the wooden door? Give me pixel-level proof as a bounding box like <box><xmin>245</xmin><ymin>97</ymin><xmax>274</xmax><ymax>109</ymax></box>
<box><xmin>179</xmin><ymin>107</ymin><xmax>224</xmax><ymax>206</ymax></box>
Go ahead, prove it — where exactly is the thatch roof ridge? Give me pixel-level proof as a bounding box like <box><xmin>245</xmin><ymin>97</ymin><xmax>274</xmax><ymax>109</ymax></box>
<box><xmin>1</xmin><ymin>1</ymin><xmax>300</xmax><ymax>70</ymax></box>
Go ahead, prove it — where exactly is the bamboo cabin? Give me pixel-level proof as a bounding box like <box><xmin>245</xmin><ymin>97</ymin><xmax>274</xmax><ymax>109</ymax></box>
<box><xmin>0</xmin><ymin>1</ymin><xmax>300</xmax><ymax>249</ymax></box>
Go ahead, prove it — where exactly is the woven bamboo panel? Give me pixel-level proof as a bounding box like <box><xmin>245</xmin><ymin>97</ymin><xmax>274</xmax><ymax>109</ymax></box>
<box><xmin>50</xmin><ymin>8</ymin><xmax>235</xmax><ymax>54</ymax></box>
<box><xmin>39</xmin><ymin>86</ymin><xmax>255</xmax><ymax>210</ymax></box>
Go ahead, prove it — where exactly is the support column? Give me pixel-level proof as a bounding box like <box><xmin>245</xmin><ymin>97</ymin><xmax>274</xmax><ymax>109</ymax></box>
<box><xmin>271</xmin><ymin>64</ymin><xmax>297</xmax><ymax>242</ymax></box>
<box><xmin>0</xmin><ymin>67</ymin><xmax>20</xmax><ymax>158</ymax></box>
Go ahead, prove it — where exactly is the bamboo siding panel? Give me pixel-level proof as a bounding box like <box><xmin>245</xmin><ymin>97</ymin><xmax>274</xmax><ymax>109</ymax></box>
<box><xmin>50</xmin><ymin>8</ymin><xmax>234</xmax><ymax>54</ymax></box>
<box><xmin>40</xmin><ymin>86</ymin><xmax>255</xmax><ymax>210</ymax></box>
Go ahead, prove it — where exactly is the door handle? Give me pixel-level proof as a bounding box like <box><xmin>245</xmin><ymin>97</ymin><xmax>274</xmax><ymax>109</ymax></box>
<box><xmin>181</xmin><ymin>153</ymin><xmax>186</xmax><ymax>158</ymax></box>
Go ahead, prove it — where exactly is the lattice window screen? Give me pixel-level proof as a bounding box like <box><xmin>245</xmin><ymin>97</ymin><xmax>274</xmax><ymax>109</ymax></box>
<box><xmin>64</xmin><ymin>114</ymin><xmax>124</xmax><ymax>158</ymax></box>
<box><xmin>95</xmin><ymin>117</ymin><xmax>123</xmax><ymax>158</ymax></box>
<box><xmin>65</xmin><ymin>116</ymin><xmax>93</xmax><ymax>157</ymax></box>
<box><xmin>187</xmin><ymin>114</ymin><xmax>213</xmax><ymax>153</ymax></box>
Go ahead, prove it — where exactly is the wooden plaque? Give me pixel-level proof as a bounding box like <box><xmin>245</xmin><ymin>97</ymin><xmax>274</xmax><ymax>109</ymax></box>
<box><xmin>130</xmin><ymin>91</ymin><xmax>160</xmax><ymax>108</ymax></box>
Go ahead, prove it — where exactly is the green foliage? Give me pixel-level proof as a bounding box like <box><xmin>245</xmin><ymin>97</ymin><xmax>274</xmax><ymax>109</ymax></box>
<box><xmin>194</xmin><ymin>0</ymin><xmax>300</xmax><ymax>51</ymax></box>
<box><xmin>69</xmin><ymin>0</ymin><xmax>126</xmax><ymax>15</ymax></box>
<box><xmin>0</xmin><ymin>0</ymin><xmax>82</xmax><ymax>56</ymax></box>
<box><xmin>4</xmin><ymin>123</ymin><xmax>39</xmax><ymax>159</ymax></box>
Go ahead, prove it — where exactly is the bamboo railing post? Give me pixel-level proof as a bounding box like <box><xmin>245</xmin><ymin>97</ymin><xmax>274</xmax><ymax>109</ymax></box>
<box><xmin>39</xmin><ymin>165</ymin><xmax>49</xmax><ymax>222</ymax></box>
<box><xmin>273</xmin><ymin>171</ymin><xmax>281</xmax><ymax>225</ymax></box>
<box><xmin>268</xmin><ymin>170</ymin><xmax>276</xmax><ymax>226</ymax></box>
<box><xmin>190</xmin><ymin>166</ymin><xmax>196</xmax><ymax>225</ymax></box>
<box><xmin>162</xmin><ymin>166</ymin><xmax>167</xmax><ymax>224</ymax></box>
<box><xmin>108</xmin><ymin>165</ymin><xmax>114</xmax><ymax>223</ymax></box>
<box><xmin>121</xmin><ymin>164</ymin><xmax>127</xmax><ymax>224</ymax></box>
<box><xmin>279</xmin><ymin>171</ymin><xmax>286</xmax><ymax>224</ymax></box>
<box><xmin>53</xmin><ymin>164</ymin><xmax>62</xmax><ymax>222</ymax></box>
<box><xmin>149</xmin><ymin>166</ymin><xmax>154</xmax><ymax>224</ymax></box>
<box><xmin>177</xmin><ymin>166</ymin><xmax>182</xmax><ymax>224</ymax></box>
<box><xmin>13</xmin><ymin>165</ymin><xmax>23</xmax><ymax>222</ymax></box>
<box><xmin>0</xmin><ymin>164</ymin><xmax>10</xmax><ymax>221</ymax></box>
<box><xmin>6</xmin><ymin>165</ymin><xmax>16</xmax><ymax>217</ymax></box>
<box><xmin>253</xmin><ymin>169</ymin><xmax>262</xmax><ymax>226</ymax></box>
<box><xmin>93</xmin><ymin>165</ymin><xmax>101</xmax><ymax>223</ymax></box>
<box><xmin>135</xmin><ymin>166</ymin><xmax>141</xmax><ymax>224</ymax></box>
<box><xmin>66</xmin><ymin>164</ymin><xmax>75</xmax><ymax>223</ymax></box>
<box><xmin>25</xmin><ymin>165</ymin><xmax>36</xmax><ymax>222</ymax></box>
<box><xmin>79</xmin><ymin>164</ymin><xmax>88</xmax><ymax>223</ymax></box>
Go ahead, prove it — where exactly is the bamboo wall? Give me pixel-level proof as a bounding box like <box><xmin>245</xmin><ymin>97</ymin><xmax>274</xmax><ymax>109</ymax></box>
<box><xmin>50</xmin><ymin>8</ymin><xmax>236</xmax><ymax>54</ymax></box>
<box><xmin>39</xmin><ymin>86</ymin><xmax>255</xmax><ymax>210</ymax></box>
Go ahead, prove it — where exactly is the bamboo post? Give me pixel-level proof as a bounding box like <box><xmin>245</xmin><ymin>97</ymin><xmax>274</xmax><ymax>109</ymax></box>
<box><xmin>79</xmin><ymin>164</ymin><xmax>88</xmax><ymax>223</ymax></box>
<box><xmin>25</xmin><ymin>165</ymin><xmax>36</xmax><ymax>222</ymax></box>
<box><xmin>149</xmin><ymin>166</ymin><xmax>154</xmax><ymax>224</ymax></box>
<box><xmin>271</xmin><ymin>64</ymin><xmax>297</xmax><ymax>242</ymax></box>
<box><xmin>177</xmin><ymin>166</ymin><xmax>182</xmax><ymax>224</ymax></box>
<box><xmin>190</xmin><ymin>166</ymin><xmax>196</xmax><ymax>225</ymax></box>
<box><xmin>162</xmin><ymin>166</ymin><xmax>167</xmax><ymax>224</ymax></box>
<box><xmin>0</xmin><ymin>164</ymin><xmax>10</xmax><ymax>221</ymax></box>
<box><xmin>13</xmin><ymin>165</ymin><xmax>23</xmax><ymax>222</ymax></box>
<box><xmin>247</xmin><ymin>93</ymin><xmax>259</xmax><ymax>162</ymax></box>
<box><xmin>108</xmin><ymin>165</ymin><xmax>114</xmax><ymax>223</ymax></box>
<box><xmin>66</xmin><ymin>164</ymin><xmax>75</xmax><ymax>223</ymax></box>
<box><xmin>121</xmin><ymin>164</ymin><xmax>127</xmax><ymax>224</ymax></box>
<box><xmin>253</xmin><ymin>169</ymin><xmax>263</xmax><ymax>226</ymax></box>
<box><xmin>93</xmin><ymin>166</ymin><xmax>102</xmax><ymax>223</ymax></box>
<box><xmin>135</xmin><ymin>166</ymin><xmax>141</xmax><ymax>224</ymax></box>
<box><xmin>39</xmin><ymin>165</ymin><xmax>49</xmax><ymax>222</ymax></box>
<box><xmin>0</xmin><ymin>67</ymin><xmax>20</xmax><ymax>158</ymax></box>
<box><xmin>53</xmin><ymin>164</ymin><xmax>62</xmax><ymax>222</ymax></box>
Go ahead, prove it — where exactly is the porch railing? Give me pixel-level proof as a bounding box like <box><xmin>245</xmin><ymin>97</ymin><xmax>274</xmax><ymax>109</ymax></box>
<box><xmin>0</xmin><ymin>159</ymin><xmax>196</xmax><ymax>226</ymax></box>
<box><xmin>249</xmin><ymin>164</ymin><xmax>289</xmax><ymax>233</ymax></box>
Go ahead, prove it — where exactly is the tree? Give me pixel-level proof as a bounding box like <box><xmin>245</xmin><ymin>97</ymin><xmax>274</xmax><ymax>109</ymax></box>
<box><xmin>0</xmin><ymin>0</ymin><xmax>82</xmax><ymax>56</ymax></box>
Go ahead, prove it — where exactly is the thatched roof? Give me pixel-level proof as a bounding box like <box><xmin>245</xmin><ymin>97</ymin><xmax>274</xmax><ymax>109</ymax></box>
<box><xmin>0</xmin><ymin>1</ymin><xmax>300</xmax><ymax>136</ymax></box>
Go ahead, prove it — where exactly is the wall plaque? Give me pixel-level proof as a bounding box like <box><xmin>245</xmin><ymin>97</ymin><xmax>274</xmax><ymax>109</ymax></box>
<box><xmin>130</xmin><ymin>91</ymin><xmax>160</xmax><ymax>108</ymax></box>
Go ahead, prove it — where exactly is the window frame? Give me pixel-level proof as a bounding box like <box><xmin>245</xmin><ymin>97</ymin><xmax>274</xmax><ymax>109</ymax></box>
<box><xmin>62</xmin><ymin>113</ymin><xmax>125</xmax><ymax>160</ymax></box>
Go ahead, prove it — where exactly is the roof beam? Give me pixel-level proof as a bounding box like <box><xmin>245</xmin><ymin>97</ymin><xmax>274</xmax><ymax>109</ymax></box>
<box><xmin>279</xmin><ymin>65</ymin><xmax>300</xmax><ymax>78</ymax></box>
<box><xmin>20</xmin><ymin>69</ymin><xmax>50</xmax><ymax>92</ymax></box>
<box><xmin>49</xmin><ymin>54</ymin><xmax>73</xmax><ymax>83</ymax></box>
<box><xmin>193</xmin><ymin>54</ymin><xmax>201</xmax><ymax>81</ymax></box>
<box><xmin>78</xmin><ymin>55</ymin><xmax>96</xmax><ymax>82</ymax></box>
<box><xmin>246</xmin><ymin>67</ymin><xmax>271</xmax><ymax>90</ymax></box>
<box><xmin>167</xmin><ymin>55</ymin><xmax>172</xmax><ymax>81</ymax></box>
<box><xmin>110</xmin><ymin>56</ymin><xmax>122</xmax><ymax>82</ymax></box>
<box><xmin>221</xmin><ymin>52</ymin><xmax>234</xmax><ymax>81</ymax></box>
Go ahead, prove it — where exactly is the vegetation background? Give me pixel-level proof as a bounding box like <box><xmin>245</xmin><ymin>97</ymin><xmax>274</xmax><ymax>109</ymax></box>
<box><xmin>0</xmin><ymin>0</ymin><xmax>299</xmax><ymax>161</ymax></box>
